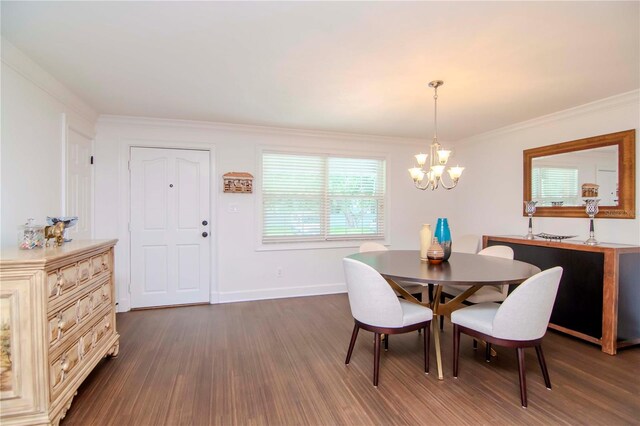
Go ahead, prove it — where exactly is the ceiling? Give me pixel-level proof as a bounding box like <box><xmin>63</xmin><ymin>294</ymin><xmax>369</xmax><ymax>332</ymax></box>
<box><xmin>1</xmin><ymin>1</ymin><xmax>638</xmax><ymax>140</ymax></box>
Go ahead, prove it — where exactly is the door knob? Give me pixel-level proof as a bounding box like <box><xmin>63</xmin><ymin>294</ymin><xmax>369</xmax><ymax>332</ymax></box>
<box><xmin>202</xmin><ymin>232</ymin><xmax>208</xmax><ymax>238</ymax></box>
<box><xmin>202</xmin><ymin>220</ymin><xmax>208</xmax><ymax>226</ymax></box>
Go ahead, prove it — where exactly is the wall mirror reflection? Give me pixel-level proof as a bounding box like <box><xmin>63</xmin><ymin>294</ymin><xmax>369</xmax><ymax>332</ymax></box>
<box><xmin>524</xmin><ymin>130</ymin><xmax>635</xmax><ymax>218</ymax></box>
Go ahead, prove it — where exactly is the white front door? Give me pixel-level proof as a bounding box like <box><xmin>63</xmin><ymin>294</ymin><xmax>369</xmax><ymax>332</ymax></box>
<box><xmin>66</xmin><ymin>128</ymin><xmax>93</xmax><ymax>240</ymax></box>
<box><xmin>130</xmin><ymin>147</ymin><xmax>211</xmax><ymax>308</ymax></box>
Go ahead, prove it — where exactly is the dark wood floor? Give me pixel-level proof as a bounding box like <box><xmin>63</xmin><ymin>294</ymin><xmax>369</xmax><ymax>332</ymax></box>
<box><xmin>62</xmin><ymin>294</ymin><xmax>639</xmax><ymax>425</ymax></box>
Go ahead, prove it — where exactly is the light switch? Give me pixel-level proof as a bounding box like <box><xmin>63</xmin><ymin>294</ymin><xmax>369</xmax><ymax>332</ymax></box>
<box><xmin>228</xmin><ymin>203</ymin><xmax>240</xmax><ymax>213</ymax></box>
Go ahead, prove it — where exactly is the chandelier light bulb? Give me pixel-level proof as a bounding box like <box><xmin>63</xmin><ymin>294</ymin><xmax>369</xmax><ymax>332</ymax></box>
<box><xmin>437</xmin><ymin>150</ymin><xmax>451</xmax><ymax>165</ymax></box>
<box><xmin>415</xmin><ymin>153</ymin><xmax>428</xmax><ymax>166</ymax></box>
<box><xmin>448</xmin><ymin>166</ymin><xmax>464</xmax><ymax>180</ymax></box>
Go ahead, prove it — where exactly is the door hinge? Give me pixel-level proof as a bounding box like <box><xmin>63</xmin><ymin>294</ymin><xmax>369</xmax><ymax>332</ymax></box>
<box><xmin>128</xmin><ymin>160</ymin><xmax>131</xmax><ymax>171</ymax></box>
<box><xmin>127</xmin><ymin>283</ymin><xmax>131</xmax><ymax>294</ymax></box>
<box><xmin>90</xmin><ymin>155</ymin><xmax>94</xmax><ymax>165</ymax></box>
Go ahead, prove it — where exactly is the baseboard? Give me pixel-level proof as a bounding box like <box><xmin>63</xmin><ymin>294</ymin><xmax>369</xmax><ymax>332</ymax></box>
<box><xmin>216</xmin><ymin>282</ymin><xmax>347</xmax><ymax>304</ymax></box>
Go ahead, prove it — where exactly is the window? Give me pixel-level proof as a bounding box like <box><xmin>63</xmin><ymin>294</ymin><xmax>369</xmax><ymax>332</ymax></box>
<box><xmin>532</xmin><ymin>166</ymin><xmax>579</xmax><ymax>204</ymax></box>
<box><xmin>262</xmin><ymin>152</ymin><xmax>386</xmax><ymax>243</ymax></box>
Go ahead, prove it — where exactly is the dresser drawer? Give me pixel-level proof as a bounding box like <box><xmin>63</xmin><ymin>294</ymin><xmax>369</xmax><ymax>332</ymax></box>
<box><xmin>47</xmin><ymin>263</ymin><xmax>78</xmax><ymax>300</ymax></box>
<box><xmin>48</xmin><ymin>276</ymin><xmax>111</xmax><ymax>349</ymax></box>
<box><xmin>49</xmin><ymin>308</ymin><xmax>114</xmax><ymax>400</ymax></box>
<box><xmin>90</xmin><ymin>251</ymin><xmax>110</xmax><ymax>277</ymax></box>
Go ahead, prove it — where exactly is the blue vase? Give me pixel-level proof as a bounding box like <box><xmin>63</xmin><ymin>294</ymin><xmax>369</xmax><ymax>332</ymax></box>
<box><xmin>434</xmin><ymin>218</ymin><xmax>452</xmax><ymax>261</ymax></box>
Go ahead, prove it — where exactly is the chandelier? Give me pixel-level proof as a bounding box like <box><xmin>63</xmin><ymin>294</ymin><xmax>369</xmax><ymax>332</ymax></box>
<box><xmin>409</xmin><ymin>80</ymin><xmax>464</xmax><ymax>190</ymax></box>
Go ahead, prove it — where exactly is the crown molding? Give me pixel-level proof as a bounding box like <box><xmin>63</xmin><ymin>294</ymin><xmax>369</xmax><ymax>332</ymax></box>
<box><xmin>1</xmin><ymin>37</ymin><xmax>98</xmax><ymax>123</ymax></box>
<box><xmin>97</xmin><ymin>114</ymin><xmax>426</xmax><ymax>146</ymax></box>
<box><xmin>458</xmin><ymin>90</ymin><xmax>640</xmax><ymax>144</ymax></box>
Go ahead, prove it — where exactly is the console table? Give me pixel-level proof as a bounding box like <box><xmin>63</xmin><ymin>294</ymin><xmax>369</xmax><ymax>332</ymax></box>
<box><xmin>484</xmin><ymin>236</ymin><xmax>639</xmax><ymax>355</ymax></box>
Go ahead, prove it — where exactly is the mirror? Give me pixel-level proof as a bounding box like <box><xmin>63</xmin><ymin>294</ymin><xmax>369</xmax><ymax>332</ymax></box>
<box><xmin>523</xmin><ymin>130</ymin><xmax>635</xmax><ymax>218</ymax></box>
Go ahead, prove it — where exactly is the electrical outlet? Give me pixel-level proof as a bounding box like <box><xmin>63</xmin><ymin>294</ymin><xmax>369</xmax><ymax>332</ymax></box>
<box><xmin>228</xmin><ymin>203</ymin><xmax>239</xmax><ymax>213</ymax></box>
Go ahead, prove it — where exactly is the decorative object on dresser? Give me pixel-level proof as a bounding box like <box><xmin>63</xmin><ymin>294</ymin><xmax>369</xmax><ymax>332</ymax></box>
<box><xmin>484</xmin><ymin>235</ymin><xmax>640</xmax><ymax>355</ymax></box>
<box><xmin>44</xmin><ymin>221</ymin><xmax>66</xmax><ymax>247</ymax></box>
<box><xmin>523</xmin><ymin>129</ymin><xmax>635</xmax><ymax>219</ymax></box>
<box><xmin>523</xmin><ymin>201</ymin><xmax>537</xmax><ymax>240</ymax></box>
<box><xmin>46</xmin><ymin>216</ymin><xmax>79</xmax><ymax>242</ymax></box>
<box><xmin>0</xmin><ymin>240</ymin><xmax>119</xmax><ymax>426</ymax></box>
<box><xmin>223</xmin><ymin>172</ymin><xmax>253</xmax><ymax>193</ymax></box>
<box><xmin>583</xmin><ymin>198</ymin><xmax>600</xmax><ymax>246</ymax></box>
<box><xmin>18</xmin><ymin>218</ymin><xmax>45</xmax><ymax>249</ymax></box>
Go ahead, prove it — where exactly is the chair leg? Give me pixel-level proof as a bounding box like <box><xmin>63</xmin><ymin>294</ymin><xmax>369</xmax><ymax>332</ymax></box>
<box><xmin>535</xmin><ymin>345</ymin><xmax>552</xmax><ymax>389</ymax></box>
<box><xmin>424</xmin><ymin>324</ymin><xmax>431</xmax><ymax>374</ymax></box>
<box><xmin>373</xmin><ymin>332</ymin><xmax>381</xmax><ymax>387</ymax></box>
<box><xmin>345</xmin><ymin>323</ymin><xmax>359</xmax><ymax>365</ymax></box>
<box><xmin>485</xmin><ymin>342</ymin><xmax>492</xmax><ymax>362</ymax></box>
<box><xmin>516</xmin><ymin>347</ymin><xmax>528</xmax><ymax>408</ymax></box>
<box><xmin>453</xmin><ymin>324</ymin><xmax>460</xmax><ymax>377</ymax></box>
<box><xmin>384</xmin><ymin>334</ymin><xmax>389</xmax><ymax>351</ymax></box>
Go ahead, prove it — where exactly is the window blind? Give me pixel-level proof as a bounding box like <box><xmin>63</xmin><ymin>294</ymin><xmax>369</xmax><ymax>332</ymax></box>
<box><xmin>262</xmin><ymin>152</ymin><xmax>386</xmax><ymax>243</ymax></box>
<box><xmin>532</xmin><ymin>167</ymin><xmax>579</xmax><ymax>201</ymax></box>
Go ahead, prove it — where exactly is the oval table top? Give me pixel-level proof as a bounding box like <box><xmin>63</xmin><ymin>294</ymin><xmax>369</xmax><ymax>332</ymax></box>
<box><xmin>347</xmin><ymin>250</ymin><xmax>541</xmax><ymax>286</ymax></box>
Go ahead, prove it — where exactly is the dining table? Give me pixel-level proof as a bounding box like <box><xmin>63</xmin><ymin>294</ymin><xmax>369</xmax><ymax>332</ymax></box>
<box><xmin>346</xmin><ymin>250</ymin><xmax>541</xmax><ymax>380</ymax></box>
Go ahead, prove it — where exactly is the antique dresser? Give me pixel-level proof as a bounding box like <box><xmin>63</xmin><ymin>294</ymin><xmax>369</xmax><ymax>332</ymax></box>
<box><xmin>0</xmin><ymin>240</ymin><xmax>119</xmax><ymax>425</ymax></box>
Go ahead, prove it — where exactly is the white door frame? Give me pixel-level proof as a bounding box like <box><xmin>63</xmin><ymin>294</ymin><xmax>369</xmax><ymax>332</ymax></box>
<box><xmin>116</xmin><ymin>138</ymin><xmax>218</xmax><ymax>312</ymax></box>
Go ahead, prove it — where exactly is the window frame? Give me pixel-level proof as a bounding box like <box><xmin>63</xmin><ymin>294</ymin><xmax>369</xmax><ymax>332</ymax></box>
<box><xmin>255</xmin><ymin>145</ymin><xmax>390</xmax><ymax>251</ymax></box>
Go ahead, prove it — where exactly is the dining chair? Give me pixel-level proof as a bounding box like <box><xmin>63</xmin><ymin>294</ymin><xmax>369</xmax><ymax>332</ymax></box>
<box><xmin>451</xmin><ymin>266</ymin><xmax>563</xmax><ymax>408</ymax></box>
<box><xmin>343</xmin><ymin>258</ymin><xmax>433</xmax><ymax>387</ymax></box>
<box><xmin>439</xmin><ymin>245</ymin><xmax>514</xmax><ymax>334</ymax></box>
<box><xmin>359</xmin><ymin>242</ymin><xmax>424</xmax><ymax>302</ymax></box>
<box><xmin>452</xmin><ymin>234</ymin><xmax>480</xmax><ymax>254</ymax></box>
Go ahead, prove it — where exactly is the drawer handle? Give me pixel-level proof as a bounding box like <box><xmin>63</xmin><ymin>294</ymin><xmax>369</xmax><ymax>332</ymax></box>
<box><xmin>78</xmin><ymin>337</ymin><xmax>85</xmax><ymax>359</ymax></box>
<box><xmin>105</xmin><ymin>320</ymin><xmax>111</xmax><ymax>330</ymax></box>
<box><xmin>56</xmin><ymin>272</ymin><xmax>65</xmax><ymax>295</ymax></box>
<box><xmin>60</xmin><ymin>356</ymin><xmax>70</xmax><ymax>381</ymax></box>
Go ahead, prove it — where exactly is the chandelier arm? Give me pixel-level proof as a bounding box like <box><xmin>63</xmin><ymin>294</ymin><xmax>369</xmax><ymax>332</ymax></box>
<box><xmin>414</xmin><ymin>180</ymin><xmax>431</xmax><ymax>191</ymax></box>
<box><xmin>438</xmin><ymin>175</ymin><xmax>459</xmax><ymax>190</ymax></box>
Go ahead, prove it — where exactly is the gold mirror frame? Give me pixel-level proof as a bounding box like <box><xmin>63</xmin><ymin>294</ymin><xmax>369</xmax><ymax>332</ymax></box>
<box><xmin>523</xmin><ymin>129</ymin><xmax>635</xmax><ymax>219</ymax></box>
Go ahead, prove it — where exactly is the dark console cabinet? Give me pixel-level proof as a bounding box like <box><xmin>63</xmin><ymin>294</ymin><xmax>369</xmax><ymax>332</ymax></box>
<box><xmin>484</xmin><ymin>236</ymin><xmax>640</xmax><ymax>355</ymax></box>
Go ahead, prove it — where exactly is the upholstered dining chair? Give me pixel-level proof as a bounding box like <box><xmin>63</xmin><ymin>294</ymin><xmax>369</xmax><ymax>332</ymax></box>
<box><xmin>343</xmin><ymin>258</ymin><xmax>433</xmax><ymax>387</ymax></box>
<box><xmin>359</xmin><ymin>242</ymin><xmax>424</xmax><ymax>302</ymax></box>
<box><xmin>439</xmin><ymin>245</ymin><xmax>514</xmax><ymax>333</ymax></box>
<box><xmin>452</xmin><ymin>234</ymin><xmax>480</xmax><ymax>255</ymax></box>
<box><xmin>451</xmin><ymin>266</ymin><xmax>563</xmax><ymax>408</ymax></box>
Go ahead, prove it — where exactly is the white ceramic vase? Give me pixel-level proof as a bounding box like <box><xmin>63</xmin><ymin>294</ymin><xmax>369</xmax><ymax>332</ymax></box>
<box><xmin>419</xmin><ymin>224</ymin><xmax>432</xmax><ymax>260</ymax></box>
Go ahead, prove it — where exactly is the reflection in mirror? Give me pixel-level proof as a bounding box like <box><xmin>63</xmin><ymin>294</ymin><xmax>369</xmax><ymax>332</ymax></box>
<box><xmin>523</xmin><ymin>129</ymin><xmax>635</xmax><ymax>219</ymax></box>
<box><xmin>531</xmin><ymin>146</ymin><xmax>619</xmax><ymax>207</ymax></box>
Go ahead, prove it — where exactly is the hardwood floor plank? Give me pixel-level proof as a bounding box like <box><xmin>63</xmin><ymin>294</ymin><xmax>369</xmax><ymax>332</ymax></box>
<box><xmin>62</xmin><ymin>294</ymin><xmax>639</xmax><ymax>425</ymax></box>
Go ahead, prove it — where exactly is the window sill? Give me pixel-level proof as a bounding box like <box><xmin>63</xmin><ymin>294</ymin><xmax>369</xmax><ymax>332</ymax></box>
<box><xmin>255</xmin><ymin>239</ymin><xmax>389</xmax><ymax>252</ymax></box>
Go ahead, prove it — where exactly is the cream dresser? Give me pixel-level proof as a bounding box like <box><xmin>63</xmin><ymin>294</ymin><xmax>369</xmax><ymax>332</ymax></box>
<box><xmin>0</xmin><ymin>240</ymin><xmax>119</xmax><ymax>426</ymax></box>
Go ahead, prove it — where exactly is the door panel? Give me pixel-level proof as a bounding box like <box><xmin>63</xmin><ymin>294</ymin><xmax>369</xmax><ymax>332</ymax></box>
<box><xmin>130</xmin><ymin>147</ymin><xmax>210</xmax><ymax>308</ymax></box>
<box><xmin>66</xmin><ymin>128</ymin><xmax>93</xmax><ymax>239</ymax></box>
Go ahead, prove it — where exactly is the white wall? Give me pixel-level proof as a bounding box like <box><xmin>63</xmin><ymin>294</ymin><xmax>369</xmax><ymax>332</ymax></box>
<box><xmin>451</xmin><ymin>91</ymin><xmax>640</xmax><ymax>245</ymax></box>
<box><xmin>0</xmin><ymin>38</ymin><xmax>97</xmax><ymax>247</ymax></box>
<box><xmin>94</xmin><ymin>117</ymin><xmax>450</xmax><ymax>311</ymax></box>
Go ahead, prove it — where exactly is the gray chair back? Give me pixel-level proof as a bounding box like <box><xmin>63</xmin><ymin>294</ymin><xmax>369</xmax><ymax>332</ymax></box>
<box><xmin>343</xmin><ymin>258</ymin><xmax>405</xmax><ymax>327</ymax></box>
<box><xmin>492</xmin><ymin>266</ymin><xmax>563</xmax><ymax>340</ymax></box>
